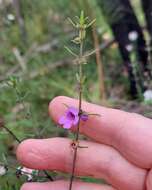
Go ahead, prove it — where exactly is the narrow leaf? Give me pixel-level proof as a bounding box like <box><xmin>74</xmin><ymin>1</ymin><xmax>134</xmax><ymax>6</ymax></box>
<box><xmin>64</xmin><ymin>46</ymin><xmax>78</xmax><ymax>57</ymax></box>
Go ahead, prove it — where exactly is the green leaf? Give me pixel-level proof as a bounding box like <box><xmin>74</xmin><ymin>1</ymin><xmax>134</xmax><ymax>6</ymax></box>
<box><xmin>87</xmin><ymin>19</ymin><xmax>96</xmax><ymax>28</ymax></box>
<box><xmin>76</xmin><ymin>73</ymin><xmax>80</xmax><ymax>82</ymax></box>
<box><xmin>82</xmin><ymin>76</ymin><xmax>86</xmax><ymax>84</ymax></box>
<box><xmin>67</xmin><ymin>17</ymin><xmax>76</xmax><ymax>27</ymax></box>
<box><xmin>64</xmin><ymin>46</ymin><xmax>77</xmax><ymax>57</ymax></box>
<box><xmin>71</xmin><ymin>37</ymin><xmax>80</xmax><ymax>44</ymax></box>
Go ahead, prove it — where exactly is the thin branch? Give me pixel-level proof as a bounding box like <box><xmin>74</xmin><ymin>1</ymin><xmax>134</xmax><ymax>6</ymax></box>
<box><xmin>86</xmin><ymin>0</ymin><xmax>106</xmax><ymax>101</ymax></box>
<box><xmin>43</xmin><ymin>170</ymin><xmax>54</xmax><ymax>181</ymax></box>
<box><xmin>84</xmin><ymin>38</ymin><xmax>115</xmax><ymax>58</ymax></box>
<box><xmin>3</xmin><ymin>125</ymin><xmax>21</xmax><ymax>143</ymax></box>
<box><xmin>92</xmin><ymin>28</ymin><xmax>106</xmax><ymax>100</ymax></box>
<box><xmin>69</xmin><ymin>15</ymin><xmax>85</xmax><ymax>190</ymax></box>
<box><xmin>1</xmin><ymin>118</ymin><xmax>54</xmax><ymax>181</ymax></box>
<box><xmin>13</xmin><ymin>47</ymin><xmax>27</xmax><ymax>72</ymax></box>
<box><xmin>12</xmin><ymin>0</ymin><xmax>27</xmax><ymax>45</ymax></box>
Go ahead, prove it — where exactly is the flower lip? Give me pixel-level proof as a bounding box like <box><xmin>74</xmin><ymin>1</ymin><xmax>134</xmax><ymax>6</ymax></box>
<box><xmin>67</xmin><ymin>112</ymin><xmax>75</xmax><ymax>120</ymax></box>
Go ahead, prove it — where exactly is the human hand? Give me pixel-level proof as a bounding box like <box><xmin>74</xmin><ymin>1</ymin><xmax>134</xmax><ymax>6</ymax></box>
<box><xmin>17</xmin><ymin>96</ymin><xmax>152</xmax><ymax>190</ymax></box>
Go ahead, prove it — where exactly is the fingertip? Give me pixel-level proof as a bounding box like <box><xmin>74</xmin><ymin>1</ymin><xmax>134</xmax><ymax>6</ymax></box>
<box><xmin>49</xmin><ymin>96</ymin><xmax>67</xmax><ymax>112</ymax></box>
<box><xmin>49</xmin><ymin>96</ymin><xmax>75</xmax><ymax>123</ymax></box>
<box><xmin>49</xmin><ymin>96</ymin><xmax>66</xmax><ymax>120</ymax></box>
<box><xmin>16</xmin><ymin>137</ymin><xmax>71</xmax><ymax>171</ymax></box>
<box><xmin>17</xmin><ymin>139</ymin><xmax>33</xmax><ymax>164</ymax></box>
<box><xmin>16</xmin><ymin>139</ymin><xmax>46</xmax><ymax>169</ymax></box>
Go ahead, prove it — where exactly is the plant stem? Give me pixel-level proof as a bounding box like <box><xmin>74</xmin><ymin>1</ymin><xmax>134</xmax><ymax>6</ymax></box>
<box><xmin>43</xmin><ymin>170</ymin><xmax>54</xmax><ymax>181</ymax></box>
<box><xmin>3</xmin><ymin>126</ymin><xmax>21</xmax><ymax>143</ymax></box>
<box><xmin>69</xmin><ymin>34</ymin><xmax>84</xmax><ymax>190</ymax></box>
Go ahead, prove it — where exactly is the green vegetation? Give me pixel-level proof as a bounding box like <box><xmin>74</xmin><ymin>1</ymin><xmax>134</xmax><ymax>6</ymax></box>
<box><xmin>0</xmin><ymin>0</ymin><xmax>151</xmax><ymax>189</ymax></box>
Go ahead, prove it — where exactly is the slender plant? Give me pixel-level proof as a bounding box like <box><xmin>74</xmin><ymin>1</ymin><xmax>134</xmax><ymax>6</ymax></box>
<box><xmin>58</xmin><ymin>11</ymin><xmax>96</xmax><ymax>190</ymax></box>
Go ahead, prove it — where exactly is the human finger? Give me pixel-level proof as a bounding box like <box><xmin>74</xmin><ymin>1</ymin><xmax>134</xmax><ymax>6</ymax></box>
<box><xmin>17</xmin><ymin>138</ymin><xmax>147</xmax><ymax>190</ymax></box>
<box><xmin>49</xmin><ymin>96</ymin><xmax>152</xmax><ymax>168</ymax></box>
<box><xmin>21</xmin><ymin>180</ymin><xmax>116</xmax><ymax>190</ymax></box>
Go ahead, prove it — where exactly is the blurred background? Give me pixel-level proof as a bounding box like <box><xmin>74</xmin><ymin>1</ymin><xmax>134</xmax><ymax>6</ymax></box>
<box><xmin>0</xmin><ymin>0</ymin><xmax>152</xmax><ymax>189</ymax></box>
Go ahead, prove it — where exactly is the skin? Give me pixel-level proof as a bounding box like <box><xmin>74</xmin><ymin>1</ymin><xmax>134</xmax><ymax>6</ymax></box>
<box><xmin>16</xmin><ymin>96</ymin><xmax>152</xmax><ymax>190</ymax></box>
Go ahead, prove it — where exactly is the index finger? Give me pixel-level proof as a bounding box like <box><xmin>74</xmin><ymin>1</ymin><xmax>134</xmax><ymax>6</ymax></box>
<box><xmin>21</xmin><ymin>180</ymin><xmax>117</xmax><ymax>190</ymax></box>
<box><xmin>49</xmin><ymin>96</ymin><xmax>152</xmax><ymax>169</ymax></box>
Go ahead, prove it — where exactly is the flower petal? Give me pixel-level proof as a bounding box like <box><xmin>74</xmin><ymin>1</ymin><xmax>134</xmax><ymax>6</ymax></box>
<box><xmin>73</xmin><ymin>116</ymin><xmax>79</xmax><ymax>126</ymax></box>
<box><xmin>58</xmin><ymin>116</ymin><xmax>66</xmax><ymax>125</ymax></box>
<box><xmin>63</xmin><ymin>121</ymin><xmax>72</xmax><ymax>129</ymax></box>
<box><xmin>67</xmin><ymin>107</ymin><xmax>79</xmax><ymax>116</ymax></box>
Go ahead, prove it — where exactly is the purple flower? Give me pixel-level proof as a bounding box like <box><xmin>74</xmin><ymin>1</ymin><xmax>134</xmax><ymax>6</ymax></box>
<box><xmin>58</xmin><ymin>106</ymin><xmax>88</xmax><ymax>129</ymax></box>
<box><xmin>80</xmin><ymin>113</ymin><xmax>88</xmax><ymax>121</ymax></box>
